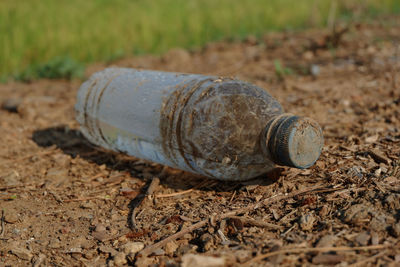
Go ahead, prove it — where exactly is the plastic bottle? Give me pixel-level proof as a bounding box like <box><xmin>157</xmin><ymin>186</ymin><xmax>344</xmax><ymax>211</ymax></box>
<box><xmin>75</xmin><ymin>68</ymin><xmax>323</xmax><ymax>181</ymax></box>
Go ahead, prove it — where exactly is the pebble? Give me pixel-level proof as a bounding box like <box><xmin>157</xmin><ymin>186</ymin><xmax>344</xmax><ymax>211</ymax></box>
<box><xmin>316</xmin><ymin>235</ymin><xmax>338</xmax><ymax>247</ymax></box>
<box><xmin>370</xmin><ymin>216</ymin><xmax>389</xmax><ymax>232</ymax></box>
<box><xmin>70</xmin><ymin>236</ymin><xmax>92</xmax><ymax>249</ymax></box>
<box><xmin>343</xmin><ymin>203</ymin><xmax>373</xmax><ymax>224</ymax></box>
<box><xmin>10</xmin><ymin>247</ymin><xmax>33</xmax><ymax>261</ymax></box>
<box><xmin>45</xmin><ymin>168</ymin><xmax>69</xmax><ymax>188</ymax></box>
<box><xmin>92</xmin><ymin>223</ymin><xmax>109</xmax><ymax>241</ymax></box>
<box><xmin>395</xmin><ymin>254</ymin><xmax>400</xmax><ymax>262</ymax></box>
<box><xmin>95</xmin><ymin>223</ymin><xmax>106</xmax><ymax>233</ymax></box>
<box><xmin>164</xmin><ymin>241</ymin><xmax>178</xmax><ymax>255</ymax></box>
<box><xmin>312</xmin><ymin>253</ymin><xmax>343</xmax><ymax>265</ymax></box>
<box><xmin>310</xmin><ymin>64</ymin><xmax>320</xmax><ymax>77</ymax></box>
<box><xmin>371</xmin><ymin>232</ymin><xmax>380</xmax><ymax>245</ymax></box>
<box><xmin>200</xmin><ymin>233</ymin><xmax>214</xmax><ymax>251</ymax></box>
<box><xmin>1</xmin><ymin>171</ymin><xmax>20</xmax><ymax>186</ymax></box>
<box><xmin>92</xmin><ymin>231</ymin><xmax>109</xmax><ymax>241</ymax></box>
<box><xmin>152</xmin><ymin>248</ymin><xmax>165</xmax><ymax>256</ymax></box>
<box><xmin>99</xmin><ymin>245</ymin><xmax>118</xmax><ymax>256</ymax></box>
<box><xmin>181</xmin><ymin>254</ymin><xmax>225</xmax><ymax>267</ymax></box>
<box><xmin>83</xmin><ymin>250</ymin><xmax>95</xmax><ymax>260</ymax></box>
<box><xmin>12</xmin><ymin>228</ymin><xmax>21</xmax><ymax>235</ymax></box>
<box><xmin>234</xmin><ymin>250</ymin><xmax>252</xmax><ymax>263</ymax></box>
<box><xmin>122</xmin><ymin>241</ymin><xmax>144</xmax><ymax>255</ymax></box>
<box><xmin>1</xmin><ymin>98</ymin><xmax>21</xmax><ymax>113</ymax></box>
<box><xmin>299</xmin><ymin>213</ymin><xmax>315</xmax><ymax>231</ymax></box>
<box><xmin>177</xmin><ymin>244</ymin><xmax>198</xmax><ymax>255</ymax></box>
<box><xmin>386</xmin><ymin>194</ymin><xmax>400</xmax><ymax>210</ymax></box>
<box><xmin>391</xmin><ymin>222</ymin><xmax>400</xmax><ymax>237</ymax></box>
<box><xmin>113</xmin><ymin>252</ymin><xmax>127</xmax><ymax>266</ymax></box>
<box><xmin>355</xmin><ymin>232</ymin><xmax>370</xmax><ymax>246</ymax></box>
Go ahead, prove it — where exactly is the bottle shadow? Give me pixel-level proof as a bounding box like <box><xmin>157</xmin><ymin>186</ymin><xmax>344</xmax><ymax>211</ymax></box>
<box><xmin>32</xmin><ymin>125</ymin><xmax>280</xmax><ymax>191</ymax></box>
<box><xmin>32</xmin><ymin>125</ymin><xmax>281</xmax><ymax>229</ymax></box>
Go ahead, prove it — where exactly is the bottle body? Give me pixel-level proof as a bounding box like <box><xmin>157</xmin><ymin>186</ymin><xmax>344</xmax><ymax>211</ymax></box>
<box><xmin>75</xmin><ymin>68</ymin><xmax>322</xmax><ymax>181</ymax></box>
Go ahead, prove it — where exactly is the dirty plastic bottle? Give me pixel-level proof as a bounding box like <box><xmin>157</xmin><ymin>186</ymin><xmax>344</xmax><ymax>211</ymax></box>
<box><xmin>75</xmin><ymin>68</ymin><xmax>323</xmax><ymax>181</ymax></box>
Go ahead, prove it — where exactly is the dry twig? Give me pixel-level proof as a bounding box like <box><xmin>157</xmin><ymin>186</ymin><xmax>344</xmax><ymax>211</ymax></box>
<box><xmin>0</xmin><ymin>182</ymin><xmax>39</xmax><ymax>191</ymax></box>
<box><xmin>0</xmin><ymin>210</ymin><xmax>5</xmax><ymax>238</ymax></box>
<box><xmin>63</xmin><ymin>196</ymin><xmax>111</xmax><ymax>202</ymax></box>
<box><xmin>155</xmin><ymin>188</ymin><xmax>193</xmax><ymax>198</ymax></box>
<box><xmin>226</xmin><ymin>216</ymin><xmax>284</xmax><ymax>231</ymax></box>
<box><xmin>130</xmin><ymin>177</ymin><xmax>160</xmax><ymax>229</ymax></box>
<box><xmin>139</xmin><ymin>184</ymin><xmax>325</xmax><ymax>257</ymax></box>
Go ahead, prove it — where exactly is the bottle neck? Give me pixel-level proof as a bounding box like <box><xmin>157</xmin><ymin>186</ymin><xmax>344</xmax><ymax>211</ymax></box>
<box><xmin>262</xmin><ymin>114</ymin><xmax>323</xmax><ymax>169</ymax></box>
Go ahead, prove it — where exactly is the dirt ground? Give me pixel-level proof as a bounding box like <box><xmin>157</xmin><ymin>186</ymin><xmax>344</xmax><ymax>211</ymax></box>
<box><xmin>1</xmin><ymin>18</ymin><xmax>400</xmax><ymax>267</ymax></box>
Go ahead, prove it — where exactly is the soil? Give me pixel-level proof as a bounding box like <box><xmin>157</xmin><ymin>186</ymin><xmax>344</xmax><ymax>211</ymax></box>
<box><xmin>1</xmin><ymin>18</ymin><xmax>400</xmax><ymax>266</ymax></box>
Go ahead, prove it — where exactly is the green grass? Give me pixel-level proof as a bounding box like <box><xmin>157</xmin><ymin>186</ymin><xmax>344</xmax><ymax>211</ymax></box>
<box><xmin>1</xmin><ymin>0</ymin><xmax>399</xmax><ymax>81</ymax></box>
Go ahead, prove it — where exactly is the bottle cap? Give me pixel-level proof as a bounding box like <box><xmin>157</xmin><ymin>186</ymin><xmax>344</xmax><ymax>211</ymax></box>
<box><xmin>265</xmin><ymin>115</ymin><xmax>323</xmax><ymax>169</ymax></box>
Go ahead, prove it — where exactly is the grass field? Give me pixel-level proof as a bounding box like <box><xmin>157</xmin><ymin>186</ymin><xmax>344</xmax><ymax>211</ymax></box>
<box><xmin>1</xmin><ymin>0</ymin><xmax>399</xmax><ymax>81</ymax></box>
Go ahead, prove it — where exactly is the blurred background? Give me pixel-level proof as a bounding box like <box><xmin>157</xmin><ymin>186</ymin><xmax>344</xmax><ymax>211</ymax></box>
<box><xmin>1</xmin><ymin>0</ymin><xmax>399</xmax><ymax>82</ymax></box>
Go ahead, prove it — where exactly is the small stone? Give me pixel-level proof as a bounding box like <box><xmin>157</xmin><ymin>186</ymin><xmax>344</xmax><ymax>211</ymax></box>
<box><xmin>386</xmin><ymin>194</ymin><xmax>400</xmax><ymax>210</ymax></box>
<box><xmin>122</xmin><ymin>242</ymin><xmax>144</xmax><ymax>255</ymax></box>
<box><xmin>99</xmin><ymin>245</ymin><xmax>118</xmax><ymax>256</ymax></box>
<box><xmin>84</xmin><ymin>250</ymin><xmax>95</xmax><ymax>260</ymax></box>
<box><xmin>371</xmin><ymin>232</ymin><xmax>380</xmax><ymax>245</ymax></box>
<box><xmin>370</xmin><ymin>216</ymin><xmax>388</xmax><ymax>232</ymax></box>
<box><xmin>347</xmin><ymin>166</ymin><xmax>365</xmax><ymax>179</ymax></box>
<box><xmin>152</xmin><ymin>248</ymin><xmax>165</xmax><ymax>256</ymax></box>
<box><xmin>113</xmin><ymin>252</ymin><xmax>127</xmax><ymax>266</ymax></box>
<box><xmin>234</xmin><ymin>250</ymin><xmax>252</xmax><ymax>263</ymax></box>
<box><xmin>312</xmin><ymin>253</ymin><xmax>343</xmax><ymax>265</ymax></box>
<box><xmin>12</xmin><ymin>228</ymin><xmax>21</xmax><ymax>235</ymax></box>
<box><xmin>310</xmin><ymin>64</ymin><xmax>320</xmax><ymax>77</ymax></box>
<box><xmin>355</xmin><ymin>232</ymin><xmax>370</xmax><ymax>246</ymax></box>
<box><xmin>69</xmin><ymin>247</ymin><xmax>83</xmax><ymax>253</ymax></box>
<box><xmin>303</xmin><ymin>51</ymin><xmax>314</xmax><ymax>60</ymax></box>
<box><xmin>95</xmin><ymin>223</ymin><xmax>106</xmax><ymax>233</ymax></box>
<box><xmin>1</xmin><ymin>171</ymin><xmax>20</xmax><ymax>186</ymax></box>
<box><xmin>70</xmin><ymin>236</ymin><xmax>92</xmax><ymax>250</ymax></box>
<box><xmin>319</xmin><ymin>205</ymin><xmax>330</xmax><ymax>217</ymax></box>
<box><xmin>4</xmin><ymin>212</ymin><xmax>19</xmax><ymax>224</ymax></box>
<box><xmin>135</xmin><ymin>256</ymin><xmax>156</xmax><ymax>266</ymax></box>
<box><xmin>177</xmin><ymin>244</ymin><xmax>197</xmax><ymax>255</ymax></box>
<box><xmin>10</xmin><ymin>247</ymin><xmax>33</xmax><ymax>261</ymax></box>
<box><xmin>1</xmin><ymin>98</ymin><xmax>21</xmax><ymax>113</ymax></box>
<box><xmin>299</xmin><ymin>213</ymin><xmax>316</xmax><ymax>231</ymax></box>
<box><xmin>181</xmin><ymin>254</ymin><xmax>225</xmax><ymax>267</ymax></box>
<box><xmin>316</xmin><ymin>235</ymin><xmax>338</xmax><ymax>248</ymax></box>
<box><xmin>92</xmin><ymin>231</ymin><xmax>109</xmax><ymax>241</ymax></box>
<box><xmin>390</xmin><ymin>223</ymin><xmax>400</xmax><ymax>237</ymax></box>
<box><xmin>119</xmin><ymin>188</ymin><xmax>140</xmax><ymax>199</ymax></box>
<box><xmin>200</xmin><ymin>233</ymin><xmax>214</xmax><ymax>251</ymax></box>
<box><xmin>45</xmin><ymin>168</ymin><xmax>69</xmax><ymax>188</ymax></box>
<box><xmin>165</xmin><ymin>241</ymin><xmax>178</xmax><ymax>255</ymax></box>
<box><xmin>343</xmin><ymin>203</ymin><xmax>373</xmax><ymax>224</ymax></box>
